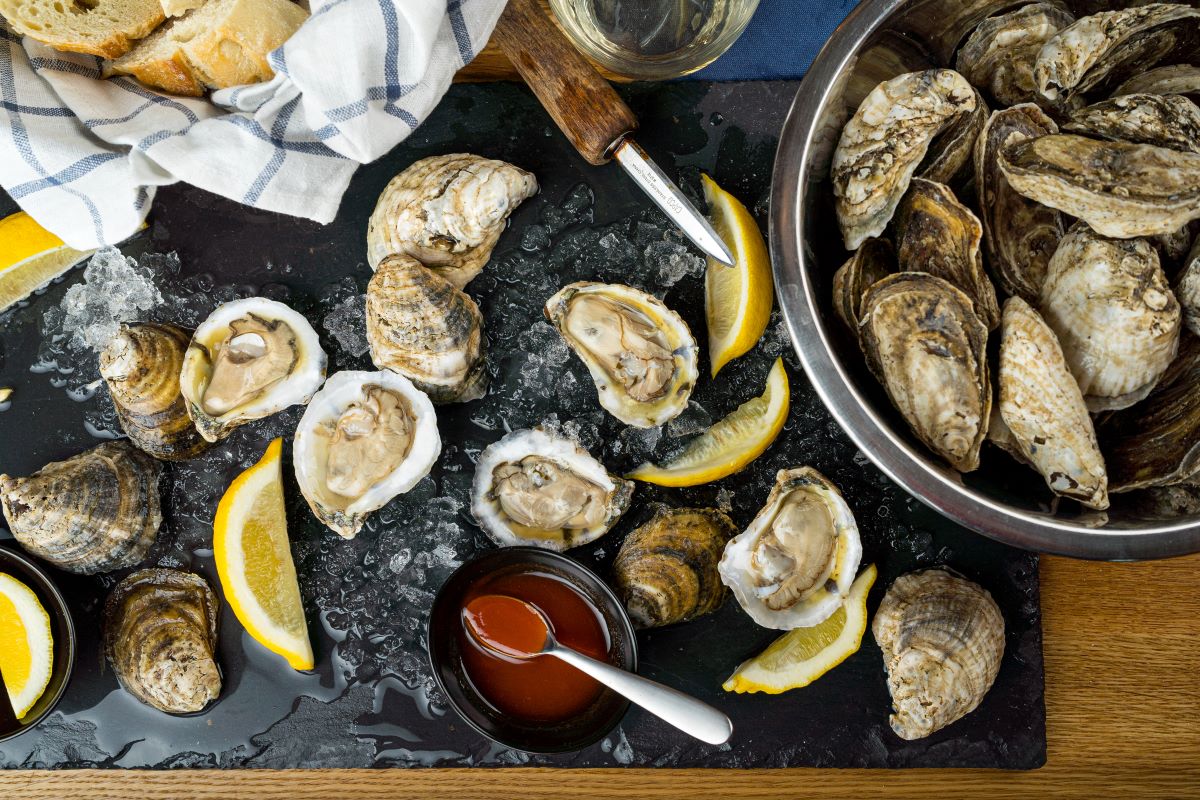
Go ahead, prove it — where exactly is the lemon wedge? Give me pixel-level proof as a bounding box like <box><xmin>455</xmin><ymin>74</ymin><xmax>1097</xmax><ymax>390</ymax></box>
<box><xmin>0</xmin><ymin>572</ymin><xmax>54</xmax><ymax>719</ymax></box>
<box><xmin>703</xmin><ymin>174</ymin><xmax>773</xmax><ymax>378</ymax></box>
<box><xmin>628</xmin><ymin>357</ymin><xmax>789</xmax><ymax>487</ymax></box>
<box><xmin>723</xmin><ymin>564</ymin><xmax>877</xmax><ymax>694</ymax></box>
<box><xmin>214</xmin><ymin>438</ymin><xmax>313</xmax><ymax>670</ymax></box>
<box><xmin>0</xmin><ymin>212</ymin><xmax>94</xmax><ymax>313</ymax></box>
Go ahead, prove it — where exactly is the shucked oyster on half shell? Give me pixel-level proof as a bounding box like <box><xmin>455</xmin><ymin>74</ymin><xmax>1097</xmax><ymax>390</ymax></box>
<box><xmin>471</xmin><ymin>425</ymin><xmax>634</xmax><ymax>551</ymax></box>
<box><xmin>294</xmin><ymin>370</ymin><xmax>441</xmax><ymax>539</ymax></box>
<box><xmin>366</xmin><ymin>153</ymin><xmax>538</xmax><ymax>290</ymax></box>
<box><xmin>0</xmin><ymin>440</ymin><xmax>161</xmax><ymax>575</ymax></box>
<box><xmin>1064</xmin><ymin>93</ymin><xmax>1200</xmax><ymax>153</ymax></box>
<box><xmin>832</xmin><ymin>237</ymin><xmax>894</xmax><ymax>331</ymax></box>
<box><xmin>955</xmin><ymin>2</ymin><xmax>1075</xmax><ymax>109</ymax></box>
<box><xmin>859</xmin><ymin>273</ymin><xmax>991</xmax><ymax>473</ymax></box>
<box><xmin>545</xmin><ymin>282</ymin><xmax>698</xmax><ymax>428</ymax></box>
<box><xmin>718</xmin><ymin>468</ymin><xmax>863</xmax><ymax>631</ymax></box>
<box><xmin>179</xmin><ymin>298</ymin><xmax>327</xmax><ymax>443</ymax></box>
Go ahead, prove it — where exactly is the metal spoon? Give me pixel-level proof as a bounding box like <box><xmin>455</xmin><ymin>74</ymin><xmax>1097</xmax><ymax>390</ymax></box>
<box><xmin>465</xmin><ymin>596</ymin><xmax>733</xmax><ymax>746</ymax></box>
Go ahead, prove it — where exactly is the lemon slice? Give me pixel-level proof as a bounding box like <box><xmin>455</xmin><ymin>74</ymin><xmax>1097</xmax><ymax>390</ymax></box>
<box><xmin>703</xmin><ymin>174</ymin><xmax>773</xmax><ymax>378</ymax></box>
<box><xmin>0</xmin><ymin>572</ymin><xmax>54</xmax><ymax>719</ymax></box>
<box><xmin>214</xmin><ymin>438</ymin><xmax>313</xmax><ymax>670</ymax></box>
<box><xmin>0</xmin><ymin>212</ymin><xmax>94</xmax><ymax>313</ymax></box>
<box><xmin>628</xmin><ymin>357</ymin><xmax>789</xmax><ymax>487</ymax></box>
<box><xmin>724</xmin><ymin>564</ymin><xmax>877</xmax><ymax>694</ymax></box>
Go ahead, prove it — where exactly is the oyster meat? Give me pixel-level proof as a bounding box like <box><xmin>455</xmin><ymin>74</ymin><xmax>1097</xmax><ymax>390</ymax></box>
<box><xmin>179</xmin><ymin>298</ymin><xmax>326</xmax><ymax>442</ymax></box>
<box><xmin>895</xmin><ymin>178</ymin><xmax>1001</xmax><ymax>330</ymax></box>
<box><xmin>0</xmin><ymin>440</ymin><xmax>161</xmax><ymax>575</ymax></box>
<box><xmin>366</xmin><ymin>254</ymin><xmax>486</xmax><ymax>404</ymax></box>
<box><xmin>1040</xmin><ymin>222</ymin><xmax>1180</xmax><ymax>411</ymax></box>
<box><xmin>1179</xmin><ymin>239</ymin><xmax>1200</xmax><ymax>337</ymax></box>
<box><xmin>718</xmin><ymin>467</ymin><xmax>863</xmax><ymax>630</ymax></box>
<box><xmin>104</xmin><ymin>569</ymin><xmax>221</xmax><ymax>715</ymax></box>
<box><xmin>832</xmin><ymin>237</ymin><xmax>894</xmax><ymax>331</ymax></box>
<box><xmin>294</xmin><ymin>370</ymin><xmax>442</xmax><ymax>539</ymax></box>
<box><xmin>471</xmin><ymin>426</ymin><xmax>634</xmax><ymax>551</ymax></box>
<box><xmin>999</xmin><ymin>297</ymin><xmax>1108</xmax><ymax>509</ymax></box>
<box><xmin>872</xmin><ymin>569</ymin><xmax>1005</xmax><ymax>741</ymax></box>
<box><xmin>832</xmin><ymin>69</ymin><xmax>978</xmax><ymax>251</ymax></box>
<box><xmin>100</xmin><ymin>322</ymin><xmax>210</xmax><ymax>461</ymax></box>
<box><xmin>974</xmin><ymin>104</ymin><xmax>1064</xmax><ymax>304</ymax></box>
<box><xmin>1064</xmin><ymin>93</ymin><xmax>1200</xmax><ymax>153</ymax></box>
<box><xmin>366</xmin><ymin>153</ymin><xmax>538</xmax><ymax>289</ymax></box>
<box><xmin>612</xmin><ymin>505</ymin><xmax>735</xmax><ymax>629</ymax></box>
<box><xmin>1114</xmin><ymin>63</ymin><xmax>1200</xmax><ymax>102</ymax></box>
<box><xmin>545</xmin><ymin>282</ymin><xmax>698</xmax><ymax>428</ymax></box>
<box><xmin>859</xmin><ymin>273</ymin><xmax>991</xmax><ymax>473</ymax></box>
<box><xmin>956</xmin><ymin>2</ymin><xmax>1075</xmax><ymax>109</ymax></box>
<box><xmin>999</xmin><ymin>134</ymin><xmax>1200</xmax><ymax>238</ymax></box>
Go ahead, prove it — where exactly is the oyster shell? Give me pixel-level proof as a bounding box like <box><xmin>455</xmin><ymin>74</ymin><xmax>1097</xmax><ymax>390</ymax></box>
<box><xmin>0</xmin><ymin>440</ymin><xmax>161</xmax><ymax>575</ymax></box>
<box><xmin>366</xmin><ymin>255</ymin><xmax>486</xmax><ymax>404</ymax></box>
<box><xmin>545</xmin><ymin>282</ymin><xmax>698</xmax><ymax>428</ymax></box>
<box><xmin>999</xmin><ymin>134</ymin><xmax>1200</xmax><ymax>238</ymax></box>
<box><xmin>872</xmin><ymin>569</ymin><xmax>1004</xmax><ymax>741</ymax></box>
<box><xmin>956</xmin><ymin>2</ymin><xmax>1075</xmax><ymax>108</ymax></box>
<box><xmin>1040</xmin><ymin>222</ymin><xmax>1180</xmax><ymax>411</ymax></box>
<box><xmin>613</xmin><ymin>505</ymin><xmax>735</xmax><ymax>629</ymax></box>
<box><xmin>1154</xmin><ymin>224</ymin><xmax>1196</xmax><ymax>274</ymax></box>
<box><xmin>294</xmin><ymin>370</ymin><xmax>442</xmax><ymax>539</ymax></box>
<box><xmin>974</xmin><ymin>104</ymin><xmax>1064</xmax><ymax>304</ymax></box>
<box><xmin>859</xmin><ymin>273</ymin><xmax>991</xmax><ymax>473</ymax></box>
<box><xmin>1179</xmin><ymin>238</ymin><xmax>1200</xmax><ymax>337</ymax></box>
<box><xmin>895</xmin><ymin>178</ymin><xmax>1001</xmax><ymax>330</ymax></box>
<box><xmin>1114</xmin><ymin>63</ymin><xmax>1200</xmax><ymax>102</ymax></box>
<box><xmin>366</xmin><ymin>153</ymin><xmax>538</xmax><ymax>289</ymax></box>
<box><xmin>471</xmin><ymin>426</ymin><xmax>634</xmax><ymax>551</ymax></box>
<box><xmin>1064</xmin><ymin>93</ymin><xmax>1200</xmax><ymax>153</ymax></box>
<box><xmin>919</xmin><ymin>88</ymin><xmax>989</xmax><ymax>185</ymax></box>
<box><xmin>1128</xmin><ymin>480</ymin><xmax>1200</xmax><ymax>519</ymax></box>
<box><xmin>999</xmin><ymin>297</ymin><xmax>1108</xmax><ymax>509</ymax></box>
<box><xmin>179</xmin><ymin>298</ymin><xmax>326</xmax><ymax>442</ymax></box>
<box><xmin>832</xmin><ymin>237</ymin><xmax>894</xmax><ymax>331</ymax></box>
<box><xmin>103</xmin><ymin>568</ymin><xmax>221</xmax><ymax>715</ymax></box>
<box><xmin>832</xmin><ymin>69</ymin><xmax>978</xmax><ymax>250</ymax></box>
<box><xmin>100</xmin><ymin>323</ymin><xmax>210</xmax><ymax>461</ymax></box>
<box><xmin>718</xmin><ymin>467</ymin><xmax>863</xmax><ymax>630</ymax></box>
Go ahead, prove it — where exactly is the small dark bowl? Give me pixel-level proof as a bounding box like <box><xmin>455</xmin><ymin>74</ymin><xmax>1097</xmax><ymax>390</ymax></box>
<box><xmin>0</xmin><ymin>545</ymin><xmax>76</xmax><ymax>743</ymax></box>
<box><xmin>428</xmin><ymin>547</ymin><xmax>637</xmax><ymax>754</ymax></box>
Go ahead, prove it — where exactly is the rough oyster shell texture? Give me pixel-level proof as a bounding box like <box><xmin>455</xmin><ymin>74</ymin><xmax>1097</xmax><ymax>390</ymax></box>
<box><xmin>1180</xmin><ymin>238</ymin><xmax>1200</xmax><ymax>338</ymax></box>
<box><xmin>366</xmin><ymin>153</ymin><xmax>538</xmax><ymax>290</ymax></box>
<box><xmin>612</xmin><ymin>505</ymin><xmax>735</xmax><ymax>629</ymax></box>
<box><xmin>832</xmin><ymin>237</ymin><xmax>894</xmax><ymax>331</ymax></box>
<box><xmin>366</xmin><ymin>254</ymin><xmax>487</xmax><ymax>404</ymax></box>
<box><xmin>872</xmin><ymin>569</ymin><xmax>1005</xmax><ymax>741</ymax></box>
<box><xmin>919</xmin><ymin>87</ymin><xmax>989</xmax><ymax>185</ymax></box>
<box><xmin>103</xmin><ymin>568</ymin><xmax>221</xmax><ymax>715</ymax></box>
<box><xmin>832</xmin><ymin>69</ymin><xmax>978</xmax><ymax>251</ymax></box>
<box><xmin>1114</xmin><ymin>63</ymin><xmax>1200</xmax><ymax>101</ymax></box>
<box><xmin>0</xmin><ymin>440</ymin><xmax>161</xmax><ymax>575</ymax></box>
<box><xmin>1064</xmin><ymin>93</ymin><xmax>1200</xmax><ymax>153</ymax></box>
<box><xmin>955</xmin><ymin>2</ymin><xmax>1075</xmax><ymax>108</ymax></box>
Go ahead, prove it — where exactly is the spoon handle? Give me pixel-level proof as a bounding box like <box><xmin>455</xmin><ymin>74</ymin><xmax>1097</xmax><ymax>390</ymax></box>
<box><xmin>548</xmin><ymin>646</ymin><xmax>733</xmax><ymax>745</ymax></box>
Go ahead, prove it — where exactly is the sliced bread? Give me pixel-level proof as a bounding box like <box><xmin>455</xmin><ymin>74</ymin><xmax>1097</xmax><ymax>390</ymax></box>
<box><xmin>159</xmin><ymin>0</ymin><xmax>204</xmax><ymax>17</ymax></box>
<box><xmin>105</xmin><ymin>0</ymin><xmax>306</xmax><ymax>96</ymax></box>
<box><xmin>0</xmin><ymin>0</ymin><xmax>165</xmax><ymax>58</ymax></box>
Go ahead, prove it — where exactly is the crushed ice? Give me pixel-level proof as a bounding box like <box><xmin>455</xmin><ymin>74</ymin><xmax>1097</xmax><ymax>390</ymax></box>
<box><xmin>60</xmin><ymin>247</ymin><xmax>163</xmax><ymax>351</ymax></box>
<box><xmin>323</xmin><ymin>293</ymin><xmax>370</xmax><ymax>358</ymax></box>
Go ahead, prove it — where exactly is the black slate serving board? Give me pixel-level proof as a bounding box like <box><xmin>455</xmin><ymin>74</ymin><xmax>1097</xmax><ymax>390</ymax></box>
<box><xmin>0</xmin><ymin>80</ymin><xmax>1046</xmax><ymax>770</ymax></box>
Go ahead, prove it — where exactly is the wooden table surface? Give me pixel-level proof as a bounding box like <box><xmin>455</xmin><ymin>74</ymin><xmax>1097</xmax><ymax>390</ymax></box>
<box><xmin>4</xmin><ymin>16</ymin><xmax>1200</xmax><ymax>799</ymax></box>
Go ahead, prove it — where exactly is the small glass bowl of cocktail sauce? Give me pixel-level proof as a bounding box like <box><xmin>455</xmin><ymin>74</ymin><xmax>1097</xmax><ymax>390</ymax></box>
<box><xmin>428</xmin><ymin>548</ymin><xmax>637</xmax><ymax>753</ymax></box>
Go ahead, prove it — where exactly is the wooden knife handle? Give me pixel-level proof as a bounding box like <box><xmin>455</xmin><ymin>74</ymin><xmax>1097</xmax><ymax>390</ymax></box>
<box><xmin>490</xmin><ymin>0</ymin><xmax>638</xmax><ymax>165</ymax></box>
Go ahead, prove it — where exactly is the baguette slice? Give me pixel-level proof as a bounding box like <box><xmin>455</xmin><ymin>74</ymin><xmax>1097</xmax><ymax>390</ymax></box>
<box><xmin>0</xmin><ymin>0</ymin><xmax>165</xmax><ymax>58</ymax></box>
<box><xmin>105</xmin><ymin>0</ymin><xmax>306</xmax><ymax>96</ymax></box>
<box><xmin>160</xmin><ymin>0</ymin><xmax>205</xmax><ymax>17</ymax></box>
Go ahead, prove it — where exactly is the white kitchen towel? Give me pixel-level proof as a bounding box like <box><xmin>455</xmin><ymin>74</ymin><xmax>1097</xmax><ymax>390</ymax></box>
<box><xmin>0</xmin><ymin>0</ymin><xmax>507</xmax><ymax>249</ymax></box>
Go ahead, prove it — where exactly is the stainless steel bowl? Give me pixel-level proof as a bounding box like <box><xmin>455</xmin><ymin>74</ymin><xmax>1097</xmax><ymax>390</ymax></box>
<box><xmin>769</xmin><ymin>0</ymin><xmax>1200</xmax><ymax>560</ymax></box>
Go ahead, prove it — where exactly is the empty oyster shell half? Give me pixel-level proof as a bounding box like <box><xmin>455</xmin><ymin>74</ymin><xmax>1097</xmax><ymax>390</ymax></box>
<box><xmin>1179</xmin><ymin>239</ymin><xmax>1200</xmax><ymax>338</ymax></box>
<box><xmin>859</xmin><ymin>273</ymin><xmax>991</xmax><ymax>473</ymax></box>
<box><xmin>545</xmin><ymin>282</ymin><xmax>698</xmax><ymax>428</ymax></box>
<box><xmin>955</xmin><ymin>2</ymin><xmax>1075</xmax><ymax>109</ymax></box>
<box><xmin>872</xmin><ymin>569</ymin><xmax>1004</xmax><ymax>741</ymax></box>
<box><xmin>718</xmin><ymin>467</ymin><xmax>863</xmax><ymax>630</ymax></box>
<box><xmin>1064</xmin><ymin>93</ymin><xmax>1200</xmax><ymax>153</ymax></box>
<box><xmin>999</xmin><ymin>134</ymin><xmax>1200</xmax><ymax>238</ymax></box>
<box><xmin>832</xmin><ymin>237</ymin><xmax>894</xmax><ymax>331</ymax></box>
<box><xmin>974</xmin><ymin>104</ymin><xmax>1063</xmax><ymax>304</ymax></box>
<box><xmin>366</xmin><ymin>153</ymin><xmax>538</xmax><ymax>290</ymax></box>
<box><xmin>1114</xmin><ymin>63</ymin><xmax>1200</xmax><ymax>102</ymax></box>
<box><xmin>999</xmin><ymin>297</ymin><xmax>1108</xmax><ymax>509</ymax></box>
<box><xmin>613</xmin><ymin>505</ymin><xmax>735</xmax><ymax>629</ymax></box>
<box><xmin>366</xmin><ymin>254</ymin><xmax>486</xmax><ymax>404</ymax></box>
<box><xmin>294</xmin><ymin>370</ymin><xmax>442</xmax><ymax>539</ymax></box>
<box><xmin>180</xmin><ymin>298</ymin><xmax>327</xmax><ymax>443</ymax></box>
<box><xmin>1034</xmin><ymin>3</ymin><xmax>1200</xmax><ymax>103</ymax></box>
<box><xmin>895</xmin><ymin>178</ymin><xmax>1001</xmax><ymax>330</ymax></box>
<box><xmin>104</xmin><ymin>568</ymin><xmax>221</xmax><ymax>715</ymax></box>
<box><xmin>100</xmin><ymin>322</ymin><xmax>210</xmax><ymax>461</ymax></box>
<box><xmin>0</xmin><ymin>440</ymin><xmax>161</xmax><ymax>575</ymax></box>
<box><xmin>832</xmin><ymin>69</ymin><xmax>978</xmax><ymax>251</ymax></box>
<box><xmin>471</xmin><ymin>425</ymin><xmax>634</xmax><ymax>551</ymax></box>
<box><xmin>1040</xmin><ymin>222</ymin><xmax>1180</xmax><ymax>411</ymax></box>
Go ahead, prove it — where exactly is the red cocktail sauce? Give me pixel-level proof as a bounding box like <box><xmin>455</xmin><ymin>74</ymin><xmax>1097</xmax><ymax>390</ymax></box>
<box><xmin>458</xmin><ymin>571</ymin><xmax>609</xmax><ymax>723</ymax></box>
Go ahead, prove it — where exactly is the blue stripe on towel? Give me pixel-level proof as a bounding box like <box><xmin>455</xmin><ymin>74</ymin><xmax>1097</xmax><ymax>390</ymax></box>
<box><xmin>447</xmin><ymin>0</ymin><xmax>475</xmax><ymax>64</ymax></box>
<box><xmin>7</xmin><ymin>151</ymin><xmax>122</xmax><ymax>199</ymax></box>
